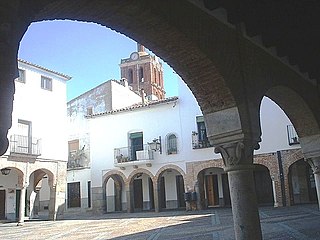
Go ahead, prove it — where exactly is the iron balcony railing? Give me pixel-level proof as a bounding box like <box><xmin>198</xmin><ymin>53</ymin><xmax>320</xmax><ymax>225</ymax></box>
<box><xmin>114</xmin><ymin>144</ymin><xmax>154</xmax><ymax>164</ymax></box>
<box><xmin>191</xmin><ymin>131</ymin><xmax>212</xmax><ymax>149</ymax></box>
<box><xmin>287</xmin><ymin>125</ymin><xmax>299</xmax><ymax>145</ymax></box>
<box><xmin>10</xmin><ymin>134</ymin><xmax>41</xmax><ymax>156</ymax></box>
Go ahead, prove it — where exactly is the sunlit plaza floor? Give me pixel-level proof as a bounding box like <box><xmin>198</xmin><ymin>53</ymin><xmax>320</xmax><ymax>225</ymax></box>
<box><xmin>1</xmin><ymin>204</ymin><xmax>320</xmax><ymax>240</ymax></box>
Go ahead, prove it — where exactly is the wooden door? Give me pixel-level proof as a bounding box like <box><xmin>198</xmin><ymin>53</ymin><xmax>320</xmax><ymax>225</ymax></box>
<box><xmin>176</xmin><ymin>175</ymin><xmax>186</xmax><ymax>208</ymax></box>
<box><xmin>67</xmin><ymin>182</ymin><xmax>81</xmax><ymax>208</ymax></box>
<box><xmin>148</xmin><ymin>178</ymin><xmax>154</xmax><ymax>210</ymax></box>
<box><xmin>160</xmin><ymin>177</ymin><xmax>166</xmax><ymax>209</ymax></box>
<box><xmin>0</xmin><ymin>190</ymin><xmax>5</xmax><ymax>219</ymax></box>
<box><xmin>205</xmin><ymin>175</ymin><xmax>215</xmax><ymax>206</ymax></box>
<box><xmin>205</xmin><ymin>175</ymin><xmax>219</xmax><ymax>206</ymax></box>
<box><xmin>133</xmin><ymin>179</ymin><xmax>143</xmax><ymax>210</ymax></box>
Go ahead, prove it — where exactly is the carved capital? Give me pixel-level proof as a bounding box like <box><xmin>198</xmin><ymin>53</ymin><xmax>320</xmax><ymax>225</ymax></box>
<box><xmin>214</xmin><ymin>140</ymin><xmax>256</xmax><ymax>171</ymax></box>
<box><xmin>306</xmin><ymin>157</ymin><xmax>320</xmax><ymax>174</ymax></box>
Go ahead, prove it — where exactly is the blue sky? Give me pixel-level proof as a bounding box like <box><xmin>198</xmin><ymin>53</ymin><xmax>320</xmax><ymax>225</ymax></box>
<box><xmin>18</xmin><ymin>20</ymin><xmax>178</xmax><ymax>101</ymax></box>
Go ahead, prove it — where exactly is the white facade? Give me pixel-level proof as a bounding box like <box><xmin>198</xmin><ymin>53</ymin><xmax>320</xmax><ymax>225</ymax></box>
<box><xmin>66</xmin><ymin>79</ymin><xmax>142</xmax><ymax>211</ymax></box>
<box><xmin>86</xmin><ymin>76</ymin><xmax>300</xmax><ymax>212</ymax></box>
<box><xmin>0</xmin><ymin>59</ymin><xmax>69</xmax><ymax>221</ymax></box>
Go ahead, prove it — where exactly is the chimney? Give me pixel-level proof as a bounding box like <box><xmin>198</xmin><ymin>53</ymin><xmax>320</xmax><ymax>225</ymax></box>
<box><xmin>137</xmin><ymin>43</ymin><xmax>145</xmax><ymax>53</ymax></box>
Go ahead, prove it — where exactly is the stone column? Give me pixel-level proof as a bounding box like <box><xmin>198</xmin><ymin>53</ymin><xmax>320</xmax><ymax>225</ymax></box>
<box><xmin>17</xmin><ymin>186</ymin><xmax>26</xmax><ymax>226</ymax></box>
<box><xmin>126</xmin><ymin>183</ymin><xmax>133</xmax><ymax>213</ymax></box>
<box><xmin>271</xmin><ymin>177</ymin><xmax>279</xmax><ymax>207</ymax></box>
<box><xmin>300</xmin><ymin>135</ymin><xmax>320</xmax><ymax>210</ymax></box>
<box><xmin>153</xmin><ymin>180</ymin><xmax>160</xmax><ymax>212</ymax></box>
<box><xmin>48</xmin><ymin>186</ymin><xmax>57</xmax><ymax>220</ymax></box>
<box><xmin>215</xmin><ymin>141</ymin><xmax>262</xmax><ymax>240</ymax></box>
<box><xmin>306</xmin><ymin>157</ymin><xmax>320</xmax><ymax>210</ymax></box>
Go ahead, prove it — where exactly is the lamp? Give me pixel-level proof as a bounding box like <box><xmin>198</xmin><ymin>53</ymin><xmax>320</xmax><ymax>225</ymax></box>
<box><xmin>1</xmin><ymin>168</ymin><xmax>11</xmax><ymax>176</ymax></box>
<box><xmin>148</xmin><ymin>136</ymin><xmax>162</xmax><ymax>154</ymax></box>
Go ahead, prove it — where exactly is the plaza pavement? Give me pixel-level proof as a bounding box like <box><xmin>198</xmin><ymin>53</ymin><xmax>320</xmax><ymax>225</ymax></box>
<box><xmin>0</xmin><ymin>204</ymin><xmax>320</xmax><ymax>239</ymax></box>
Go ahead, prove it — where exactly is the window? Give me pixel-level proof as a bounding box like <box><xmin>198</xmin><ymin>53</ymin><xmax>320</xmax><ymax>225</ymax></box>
<box><xmin>41</xmin><ymin>76</ymin><xmax>52</xmax><ymax>91</ymax></box>
<box><xmin>139</xmin><ymin>67</ymin><xmax>144</xmax><ymax>82</ymax></box>
<box><xmin>128</xmin><ymin>69</ymin><xmax>133</xmax><ymax>84</ymax></box>
<box><xmin>287</xmin><ymin>125</ymin><xmax>299</xmax><ymax>145</ymax></box>
<box><xmin>192</xmin><ymin>116</ymin><xmax>212</xmax><ymax>149</ymax></box>
<box><xmin>16</xmin><ymin>69</ymin><xmax>25</xmax><ymax>83</ymax></box>
<box><xmin>87</xmin><ymin>107</ymin><xmax>93</xmax><ymax>115</ymax></box>
<box><xmin>167</xmin><ymin>133</ymin><xmax>177</xmax><ymax>155</ymax></box>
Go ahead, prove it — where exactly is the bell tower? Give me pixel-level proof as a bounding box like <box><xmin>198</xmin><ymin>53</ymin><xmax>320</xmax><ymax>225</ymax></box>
<box><xmin>119</xmin><ymin>43</ymin><xmax>165</xmax><ymax>100</ymax></box>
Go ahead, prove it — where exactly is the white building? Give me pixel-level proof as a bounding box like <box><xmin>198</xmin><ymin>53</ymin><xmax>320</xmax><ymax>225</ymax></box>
<box><xmin>0</xmin><ymin>59</ymin><xmax>70</xmax><ymax>223</ymax></box>
<box><xmin>66</xmin><ymin>79</ymin><xmax>142</xmax><ymax>211</ymax></box>
<box><xmin>67</xmin><ymin>47</ymin><xmax>316</xmax><ymax>214</ymax></box>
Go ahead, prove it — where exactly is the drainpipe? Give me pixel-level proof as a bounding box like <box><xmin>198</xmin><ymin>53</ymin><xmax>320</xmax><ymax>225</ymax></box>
<box><xmin>277</xmin><ymin>151</ymin><xmax>286</xmax><ymax>206</ymax></box>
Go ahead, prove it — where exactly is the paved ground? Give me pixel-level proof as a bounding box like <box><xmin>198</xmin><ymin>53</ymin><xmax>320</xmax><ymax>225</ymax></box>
<box><xmin>1</xmin><ymin>204</ymin><xmax>320</xmax><ymax>239</ymax></box>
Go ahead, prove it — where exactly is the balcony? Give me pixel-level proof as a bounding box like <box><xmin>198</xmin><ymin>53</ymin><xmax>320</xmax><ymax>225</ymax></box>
<box><xmin>10</xmin><ymin>134</ymin><xmax>41</xmax><ymax>156</ymax></box>
<box><xmin>287</xmin><ymin>125</ymin><xmax>300</xmax><ymax>145</ymax></box>
<box><xmin>191</xmin><ymin>132</ymin><xmax>213</xmax><ymax>149</ymax></box>
<box><xmin>114</xmin><ymin>144</ymin><xmax>154</xmax><ymax>168</ymax></box>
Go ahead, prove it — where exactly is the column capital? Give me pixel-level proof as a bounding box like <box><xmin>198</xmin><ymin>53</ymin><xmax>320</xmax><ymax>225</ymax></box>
<box><xmin>214</xmin><ymin>140</ymin><xmax>258</xmax><ymax>172</ymax></box>
<box><xmin>306</xmin><ymin>157</ymin><xmax>320</xmax><ymax>174</ymax></box>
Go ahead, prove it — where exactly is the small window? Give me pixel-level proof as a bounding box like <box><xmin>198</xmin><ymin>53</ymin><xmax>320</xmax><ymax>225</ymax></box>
<box><xmin>139</xmin><ymin>67</ymin><xmax>144</xmax><ymax>82</ymax></box>
<box><xmin>16</xmin><ymin>69</ymin><xmax>25</xmax><ymax>83</ymax></box>
<box><xmin>87</xmin><ymin>107</ymin><xmax>93</xmax><ymax>115</ymax></box>
<box><xmin>167</xmin><ymin>134</ymin><xmax>177</xmax><ymax>155</ymax></box>
<box><xmin>41</xmin><ymin>76</ymin><xmax>52</xmax><ymax>91</ymax></box>
<box><xmin>128</xmin><ymin>69</ymin><xmax>133</xmax><ymax>84</ymax></box>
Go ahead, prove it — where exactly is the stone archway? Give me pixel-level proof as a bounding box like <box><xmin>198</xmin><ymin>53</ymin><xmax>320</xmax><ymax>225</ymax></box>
<box><xmin>128</xmin><ymin>168</ymin><xmax>154</xmax><ymax>213</ymax></box>
<box><xmin>196</xmin><ymin>166</ymin><xmax>227</xmax><ymax>210</ymax></box>
<box><xmin>102</xmin><ymin>170</ymin><xmax>127</xmax><ymax>213</ymax></box>
<box><xmin>27</xmin><ymin>168</ymin><xmax>55</xmax><ymax>220</ymax></box>
<box><xmin>287</xmin><ymin>158</ymin><xmax>317</xmax><ymax>206</ymax></box>
<box><xmin>0</xmin><ymin>167</ymin><xmax>24</xmax><ymax>221</ymax></box>
<box><xmin>155</xmin><ymin>165</ymin><xmax>186</xmax><ymax>211</ymax></box>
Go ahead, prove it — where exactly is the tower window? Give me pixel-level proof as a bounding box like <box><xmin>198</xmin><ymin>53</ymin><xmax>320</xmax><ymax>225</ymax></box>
<box><xmin>139</xmin><ymin>67</ymin><xmax>144</xmax><ymax>82</ymax></box>
<box><xmin>128</xmin><ymin>69</ymin><xmax>133</xmax><ymax>84</ymax></box>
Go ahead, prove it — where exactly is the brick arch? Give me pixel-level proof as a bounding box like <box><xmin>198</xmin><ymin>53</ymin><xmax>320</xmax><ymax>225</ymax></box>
<box><xmin>31</xmin><ymin>1</ymin><xmax>235</xmax><ymax>114</ymax></box>
<box><xmin>266</xmin><ymin>86</ymin><xmax>320</xmax><ymax>138</ymax></box>
<box><xmin>155</xmin><ymin>164</ymin><xmax>186</xmax><ymax>182</ymax></box>
<box><xmin>192</xmin><ymin>160</ymin><xmax>224</xmax><ymax>182</ymax></box>
<box><xmin>128</xmin><ymin>168</ymin><xmax>155</xmax><ymax>184</ymax></box>
<box><xmin>281</xmin><ymin>149</ymin><xmax>304</xmax><ymax>177</ymax></box>
<box><xmin>254</xmin><ymin>153</ymin><xmax>279</xmax><ymax>178</ymax></box>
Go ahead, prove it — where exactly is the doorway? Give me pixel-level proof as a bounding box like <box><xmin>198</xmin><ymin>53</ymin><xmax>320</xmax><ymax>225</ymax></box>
<box><xmin>0</xmin><ymin>190</ymin><xmax>5</xmax><ymax>219</ymax></box>
<box><xmin>130</xmin><ymin>132</ymin><xmax>143</xmax><ymax>161</ymax></box>
<box><xmin>205</xmin><ymin>175</ymin><xmax>219</xmax><ymax>206</ymax></box>
<box><xmin>133</xmin><ymin>179</ymin><xmax>143</xmax><ymax>210</ymax></box>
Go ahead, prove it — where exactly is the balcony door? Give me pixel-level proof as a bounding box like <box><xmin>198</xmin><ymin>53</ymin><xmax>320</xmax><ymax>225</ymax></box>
<box><xmin>17</xmin><ymin>119</ymin><xmax>32</xmax><ymax>154</ymax></box>
<box><xmin>129</xmin><ymin>132</ymin><xmax>143</xmax><ymax>161</ymax></box>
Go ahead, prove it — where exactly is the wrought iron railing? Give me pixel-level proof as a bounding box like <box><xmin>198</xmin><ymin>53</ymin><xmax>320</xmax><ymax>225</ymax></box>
<box><xmin>114</xmin><ymin>144</ymin><xmax>154</xmax><ymax>164</ymax></box>
<box><xmin>191</xmin><ymin>131</ymin><xmax>212</xmax><ymax>149</ymax></box>
<box><xmin>67</xmin><ymin>149</ymin><xmax>89</xmax><ymax>169</ymax></box>
<box><xmin>10</xmin><ymin>134</ymin><xmax>41</xmax><ymax>156</ymax></box>
<box><xmin>287</xmin><ymin>125</ymin><xmax>299</xmax><ymax>145</ymax></box>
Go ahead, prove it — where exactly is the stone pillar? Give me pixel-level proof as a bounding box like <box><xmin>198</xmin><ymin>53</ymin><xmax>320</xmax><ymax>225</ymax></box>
<box><xmin>215</xmin><ymin>141</ymin><xmax>262</xmax><ymax>240</ymax></box>
<box><xmin>17</xmin><ymin>186</ymin><xmax>26</xmax><ymax>226</ymax></box>
<box><xmin>300</xmin><ymin>135</ymin><xmax>320</xmax><ymax>210</ymax></box>
<box><xmin>153</xmin><ymin>180</ymin><xmax>160</xmax><ymax>212</ymax></box>
<box><xmin>126</xmin><ymin>183</ymin><xmax>133</xmax><ymax>213</ymax></box>
<box><xmin>271</xmin><ymin>177</ymin><xmax>279</xmax><ymax>207</ymax></box>
<box><xmin>306</xmin><ymin>158</ymin><xmax>320</xmax><ymax>210</ymax></box>
<box><xmin>48</xmin><ymin>186</ymin><xmax>57</xmax><ymax>220</ymax></box>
